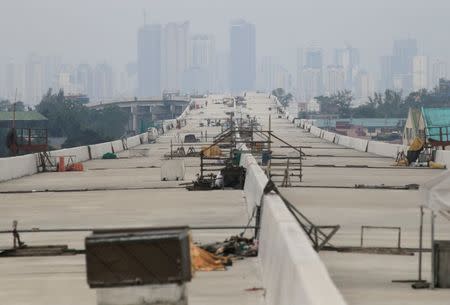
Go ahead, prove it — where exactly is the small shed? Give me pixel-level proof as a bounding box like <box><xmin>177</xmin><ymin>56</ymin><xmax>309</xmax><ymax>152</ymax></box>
<box><xmin>403</xmin><ymin>108</ymin><xmax>425</xmax><ymax>145</ymax></box>
<box><xmin>0</xmin><ymin>111</ymin><xmax>48</xmax><ymax>129</ymax></box>
<box><xmin>403</xmin><ymin>107</ymin><xmax>450</xmax><ymax>148</ymax></box>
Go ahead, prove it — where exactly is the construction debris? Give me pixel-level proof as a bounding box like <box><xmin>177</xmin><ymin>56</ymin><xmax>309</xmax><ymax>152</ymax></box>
<box><xmin>199</xmin><ymin>236</ymin><xmax>258</xmax><ymax>258</ymax></box>
<box><xmin>190</xmin><ymin>244</ymin><xmax>230</xmax><ymax>271</ymax></box>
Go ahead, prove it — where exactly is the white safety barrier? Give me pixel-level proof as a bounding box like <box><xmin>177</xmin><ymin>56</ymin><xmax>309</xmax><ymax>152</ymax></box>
<box><xmin>259</xmin><ymin>195</ymin><xmax>347</xmax><ymax>305</ymax></box>
<box><xmin>0</xmin><ymin>154</ymin><xmax>37</xmax><ymax>182</ymax></box>
<box><xmin>111</xmin><ymin>140</ymin><xmax>125</xmax><ymax>153</ymax></box>
<box><xmin>160</xmin><ymin>159</ymin><xmax>185</xmax><ymax>181</ymax></box>
<box><xmin>336</xmin><ymin>135</ymin><xmax>368</xmax><ymax>152</ymax></box>
<box><xmin>348</xmin><ymin>137</ymin><xmax>369</xmax><ymax>152</ymax></box>
<box><xmin>240</xmin><ymin>146</ymin><xmax>347</xmax><ymax>305</ymax></box>
<box><xmin>89</xmin><ymin>142</ymin><xmax>113</xmax><ymax>159</ymax></box>
<box><xmin>240</xmin><ymin>152</ymin><xmax>268</xmax><ymax>218</ymax></box>
<box><xmin>50</xmin><ymin>146</ymin><xmax>90</xmax><ymax>163</ymax></box>
<box><xmin>367</xmin><ymin>141</ymin><xmax>404</xmax><ymax>158</ymax></box>
<box><xmin>126</xmin><ymin>135</ymin><xmax>141</xmax><ymax>148</ymax></box>
<box><xmin>435</xmin><ymin>150</ymin><xmax>450</xmax><ymax>168</ymax></box>
<box><xmin>310</xmin><ymin>126</ymin><xmax>322</xmax><ymax>137</ymax></box>
<box><xmin>322</xmin><ymin>131</ymin><xmax>336</xmax><ymax>143</ymax></box>
<box><xmin>139</xmin><ymin>132</ymin><xmax>149</xmax><ymax>144</ymax></box>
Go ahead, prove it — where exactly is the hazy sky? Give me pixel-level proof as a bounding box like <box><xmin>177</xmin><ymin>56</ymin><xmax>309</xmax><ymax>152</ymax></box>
<box><xmin>1</xmin><ymin>0</ymin><xmax>450</xmax><ymax>74</ymax></box>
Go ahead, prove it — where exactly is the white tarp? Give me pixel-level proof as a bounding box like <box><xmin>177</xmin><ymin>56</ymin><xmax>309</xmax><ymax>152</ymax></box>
<box><xmin>161</xmin><ymin>159</ymin><xmax>185</xmax><ymax>181</ymax></box>
<box><xmin>420</xmin><ymin>170</ymin><xmax>450</xmax><ymax>216</ymax></box>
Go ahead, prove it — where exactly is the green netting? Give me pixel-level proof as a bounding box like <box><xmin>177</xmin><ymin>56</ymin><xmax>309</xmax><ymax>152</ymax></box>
<box><xmin>422</xmin><ymin>107</ymin><xmax>450</xmax><ymax>141</ymax></box>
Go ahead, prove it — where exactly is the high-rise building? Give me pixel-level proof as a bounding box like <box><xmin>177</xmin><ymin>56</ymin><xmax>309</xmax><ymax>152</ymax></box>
<box><xmin>325</xmin><ymin>65</ymin><xmax>345</xmax><ymax>95</ymax></box>
<box><xmin>25</xmin><ymin>54</ymin><xmax>45</xmax><ymax>104</ymax></box>
<box><xmin>2</xmin><ymin>60</ymin><xmax>25</xmax><ymax>101</ymax></box>
<box><xmin>162</xmin><ymin>21</ymin><xmax>189</xmax><ymax>92</ymax></box>
<box><xmin>412</xmin><ymin>55</ymin><xmax>428</xmax><ymax>91</ymax></box>
<box><xmin>118</xmin><ymin>62</ymin><xmax>137</xmax><ymax>97</ymax></box>
<box><xmin>334</xmin><ymin>46</ymin><xmax>359</xmax><ymax>90</ymax></box>
<box><xmin>191</xmin><ymin>34</ymin><xmax>215</xmax><ymax>69</ymax></box>
<box><xmin>297</xmin><ymin>47</ymin><xmax>324</xmax><ymax>101</ymax></box>
<box><xmin>431</xmin><ymin>59</ymin><xmax>448</xmax><ymax>88</ymax></box>
<box><xmin>304</xmin><ymin>47</ymin><xmax>323</xmax><ymax>69</ymax></box>
<box><xmin>230</xmin><ymin>19</ymin><xmax>256</xmax><ymax>94</ymax></box>
<box><xmin>391</xmin><ymin>39</ymin><xmax>418</xmax><ymax>92</ymax></box>
<box><xmin>184</xmin><ymin>34</ymin><xmax>215</xmax><ymax>93</ymax></box>
<box><xmin>257</xmin><ymin>56</ymin><xmax>291</xmax><ymax>92</ymax></box>
<box><xmin>301</xmin><ymin>68</ymin><xmax>322</xmax><ymax>101</ymax></box>
<box><xmin>137</xmin><ymin>24</ymin><xmax>162</xmax><ymax>97</ymax></box>
<box><xmin>93</xmin><ymin>63</ymin><xmax>113</xmax><ymax>101</ymax></box>
<box><xmin>355</xmin><ymin>70</ymin><xmax>374</xmax><ymax>99</ymax></box>
<box><xmin>213</xmin><ymin>51</ymin><xmax>230</xmax><ymax>93</ymax></box>
<box><xmin>76</xmin><ymin>64</ymin><xmax>94</xmax><ymax>97</ymax></box>
<box><xmin>380</xmin><ymin>56</ymin><xmax>393</xmax><ymax>91</ymax></box>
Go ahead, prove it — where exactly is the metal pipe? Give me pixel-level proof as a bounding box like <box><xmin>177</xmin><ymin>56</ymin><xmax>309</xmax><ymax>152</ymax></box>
<box><xmin>0</xmin><ymin>226</ymin><xmax>258</xmax><ymax>234</ymax></box>
<box><xmin>418</xmin><ymin>206</ymin><xmax>424</xmax><ymax>281</ymax></box>
<box><xmin>431</xmin><ymin>211</ymin><xmax>436</xmax><ymax>288</ymax></box>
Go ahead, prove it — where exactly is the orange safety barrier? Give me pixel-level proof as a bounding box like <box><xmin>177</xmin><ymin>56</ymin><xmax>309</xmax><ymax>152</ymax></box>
<box><xmin>65</xmin><ymin>162</ymin><xmax>84</xmax><ymax>172</ymax></box>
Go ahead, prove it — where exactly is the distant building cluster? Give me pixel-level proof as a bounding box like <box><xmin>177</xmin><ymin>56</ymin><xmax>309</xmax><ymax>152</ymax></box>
<box><xmin>0</xmin><ymin>22</ymin><xmax>448</xmax><ymax>108</ymax></box>
<box><xmin>137</xmin><ymin>19</ymin><xmax>256</xmax><ymax>97</ymax></box>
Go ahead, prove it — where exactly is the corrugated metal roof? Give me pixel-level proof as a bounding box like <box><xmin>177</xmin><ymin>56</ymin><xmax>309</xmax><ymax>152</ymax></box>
<box><xmin>422</xmin><ymin>107</ymin><xmax>450</xmax><ymax>142</ymax></box>
<box><xmin>0</xmin><ymin>111</ymin><xmax>48</xmax><ymax>121</ymax></box>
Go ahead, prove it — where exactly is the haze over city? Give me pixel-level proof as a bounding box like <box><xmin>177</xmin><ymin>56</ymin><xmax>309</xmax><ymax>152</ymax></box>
<box><xmin>1</xmin><ymin>0</ymin><xmax>450</xmax><ymax>104</ymax></box>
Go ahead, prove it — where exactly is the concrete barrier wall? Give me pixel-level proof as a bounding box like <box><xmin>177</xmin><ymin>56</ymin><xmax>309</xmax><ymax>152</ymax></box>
<box><xmin>111</xmin><ymin>140</ymin><xmax>124</xmax><ymax>153</ymax></box>
<box><xmin>259</xmin><ymin>195</ymin><xmax>347</xmax><ymax>305</ymax></box>
<box><xmin>322</xmin><ymin>131</ymin><xmax>336</xmax><ymax>143</ymax></box>
<box><xmin>240</xmin><ymin>152</ymin><xmax>268</xmax><ymax>218</ymax></box>
<box><xmin>126</xmin><ymin>135</ymin><xmax>141</xmax><ymax>148</ymax></box>
<box><xmin>348</xmin><ymin>137</ymin><xmax>369</xmax><ymax>152</ymax></box>
<box><xmin>89</xmin><ymin>142</ymin><xmax>113</xmax><ymax>159</ymax></box>
<box><xmin>435</xmin><ymin>150</ymin><xmax>450</xmax><ymax>168</ymax></box>
<box><xmin>240</xmin><ymin>144</ymin><xmax>347</xmax><ymax>305</ymax></box>
<box><xmin>50</xmin><ymin>146</ymin><xmax>90</xmax><ymax>163</ymax></box>
<box><xmin>139</xmin><ymin>132</ymin><xmax>148</xmax><ymax>144</ymax></box>
<box><xmin>367</xmin><ymin>141</ymin><xmax>403</xmax><ymax>158</ymax></box>
<box><xmin>0</xmin><ymin>154</ymin><xmax>37</xmax><ymax>182</ymax></box>
<box><xmin>310</xmin><ymin>126</ymin><xmax>322</xmax><ymax>137</ymax></box>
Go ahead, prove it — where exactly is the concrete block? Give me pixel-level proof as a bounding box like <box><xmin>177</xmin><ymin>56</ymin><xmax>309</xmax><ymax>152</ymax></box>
<box><xmin>322</xmin><ymin>131</ymin><xmax>336</xmax><ymax>143</ymax></box>
<box><xmin>89</xmin><ymin>142</ymin><xmax>113</xmax><ymax>159</ymax></box>
<box><xmin>50</xmin><ymin>146</ymin><xmax>90</xmax><ymax>163</ymax></box>
<box><xmin>367</xmin><ymin>141</ymin><xmax>403</xmax><ymax>158</ymax></box>
<box><xmin>0</xmin><ymin>154</ymin><xmax>38</xmax><ymax>182</ymax></box>
<box><xmin>161</xmin><ymin>159</ymin><xmax>185</xmax><ymax>181</ymax></box>
<box><xmin>139</xmin><ymin>132</ymin><xmax>149</xmax><ymax>144</ymax></box>
<box><xmin>127</xmin><ymin>135</ymin><xmax>141</xmax><ymax>148</ymax></box>
<box><xmin>111</xmin><ymin>140</ymin><xmax>124</xmax><ymax>153</ymax></box>
<box><xmin>435</xmin><ymin>150</ymin><xmax>450</xmax><ymax>168</ymax></box>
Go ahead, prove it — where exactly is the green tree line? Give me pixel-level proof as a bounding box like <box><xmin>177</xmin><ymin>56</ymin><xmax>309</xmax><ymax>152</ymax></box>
<box><xmin>315</xmin><ymin>86</ymin><xmax>450</xmax><ymax>119</ymax></box>
<box><xmin>37</xmin><ymin>89</ymin><xmax>129</xmax><ymax>148</ymax></box>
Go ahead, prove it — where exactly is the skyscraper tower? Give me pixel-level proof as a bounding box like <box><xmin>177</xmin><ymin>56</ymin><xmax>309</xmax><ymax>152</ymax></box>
<box><xmin>230</xmin><ymin>19</ymin><xmax>256</xmax><ymax>94</ymax></box>
<box><xmin>162</xmin><ymin>21</ymin><xmax>189</xmax><ymax>92</ymax></box>
<box><xmin>137</xmin><ymin>24</ymin><xmax>162</xmax><ymax>97</ymax></box>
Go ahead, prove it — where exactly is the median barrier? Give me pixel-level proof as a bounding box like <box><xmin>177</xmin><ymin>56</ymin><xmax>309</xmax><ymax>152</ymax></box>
<box><xmin>322</xmin><ymin>131</ymin><xmax>336</xmax><ymax>143</ymax></box>
<box><xmin>435</xmin><ymin>150</ymin><xmax>450</xmax><ymax>168</ymax></box>
<box><xmin>111</xmin><ymin>140</ymin><xmax>124</xmax><ymax>153</ymax></box>
<box><xmin>259</xmin><ymin>194</ymin><xmax>347</xmax><ymax>305</ymax></box>
<box><xmin>50</xmin><ymin>146</ymin><xmax>90</xmax><ymax>162</ymax></box>
<box><xmin>89</xmin><ymin>142</ymin><xmax>113</xmax><ymax>159</ymax></box>
<box><xmin>126</xmin><ymin>135</ymin><xmax>141</xmax><ymax>148</ymax></box>
<box><xmin>367</xmin><ymin>141</ymin><xmax>403</xmax><ymax>158</ymax></box>
<box><xmin>0</xmin><ymin>154</ymin><xmax>38</xmax><ymax>182</ymax></box>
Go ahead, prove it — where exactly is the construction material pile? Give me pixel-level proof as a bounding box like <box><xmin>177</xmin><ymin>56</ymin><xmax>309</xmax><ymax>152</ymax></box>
<box><xmin>200</xmin><ymin>236</ymin><xmax>258</xmax><ymax>258</ymax></box>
